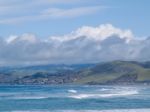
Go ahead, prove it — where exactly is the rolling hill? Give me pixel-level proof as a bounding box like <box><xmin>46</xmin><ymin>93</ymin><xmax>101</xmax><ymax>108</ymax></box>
<box><xmin>74</xmin><ymin>61</ymin><xmax>150</xmax><ymax>84</ymax></box>
<box><xmin>0</xmin><ymin>61</ymin><xmax>150</xmax><ymax>85</ymax></box>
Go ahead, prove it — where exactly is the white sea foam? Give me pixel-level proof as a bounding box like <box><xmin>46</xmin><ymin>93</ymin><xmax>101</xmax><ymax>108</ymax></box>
<box><xmin>69</xmin><ymin>89</ymin><xmax>139</xmax><ymax>99</ymax></box>
<box><xmin>100</xmin><ymin>88</ymin><xmax>110</xmax><ymax>91</ymax></box>
<box><xmin>68</xmin><ymin>89</ymin><xmax>77</xmax><ymax>93</ymax></box>
<box><xmin>0</xmin><ymin>87</ymin><xmax>139</xmax><ymax>100</ymax></box>
<box><xmin>0</xmin><ymin>93</ymin><xmax>51</xmax><ymax>100</ymax></box>
<box><xmin>11</xmin><ymin>96</ymin><xmax>49</xmax><ymax>100</ymax></box>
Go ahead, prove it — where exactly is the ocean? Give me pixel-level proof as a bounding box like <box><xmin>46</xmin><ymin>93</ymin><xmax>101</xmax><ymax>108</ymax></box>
<box><xmin>0</xmin><ymin>85</ymin><xmax>150</xmax><ymax>112</ymax></box>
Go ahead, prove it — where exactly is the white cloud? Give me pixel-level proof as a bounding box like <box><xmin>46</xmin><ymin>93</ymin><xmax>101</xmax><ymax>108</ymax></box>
<box><xmin>5</xmin><ymin>35</ymin><xmax>18</xmax><ymax>43</ymax></box>
<box><xmin>6</xmin><ymin>34</ymin><xmax>38</xmax><ymax>44</ymax></box>
<box><xmin>0</xmin><ymin>0</ymin><xmax>105</xmax><ymax>24</ymax></box>
<box><xmin>0</xmin><ymin>6</ymin><xmax>103</xmax><ymax>24</ymax></box>
<box><xmin>0</xmin><ymin>24</ymin><xmax>149</xmax><ymax>66</ymax></box>
<box><xmin>50</xmin><ymin>24</ymin><xmax>134</xmax><ymax>43</ymax></box>
<box><xmin>75</xmin><ymin>24</ymin><xmax>134</xmax><ymax>42</ymax></box>
<box><xmin>0</xmin><ymin>0</ymin><xmax>80</xmax><ymax>6</ymax></box>
<box><xmin>42</xmin><ymin>6</ymin><xmax>102</xmax><ymax>18</ymax></box>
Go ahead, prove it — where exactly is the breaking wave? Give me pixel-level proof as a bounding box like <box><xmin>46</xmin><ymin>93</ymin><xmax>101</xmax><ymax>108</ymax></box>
<box><xmin>68</xmin><ymin>89</ymin><xmax>77</xmax><ymax>93</ymax></box>
<box><xmin>69</xmin><ymin>88</ymin><xmax>139</xmax><ymax>99</ymax></box>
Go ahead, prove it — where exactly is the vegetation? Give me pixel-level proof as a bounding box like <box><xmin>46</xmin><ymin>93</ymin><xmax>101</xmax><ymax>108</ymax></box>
<box><xmin>0</xmin><ymin>61</ymin><xmax>150</xmax><ymax>85</ymax></box>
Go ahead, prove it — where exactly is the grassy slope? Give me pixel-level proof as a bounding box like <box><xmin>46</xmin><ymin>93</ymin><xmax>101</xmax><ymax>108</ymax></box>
<box><xmin>1</xmin><ymin>61</ymin><xmax>150</xmax><ymax>84</ymax></box>
<box><xmin>74</xmin><ymin>61</ymin><xmax>150</xmax><ymax>84</ymax></box>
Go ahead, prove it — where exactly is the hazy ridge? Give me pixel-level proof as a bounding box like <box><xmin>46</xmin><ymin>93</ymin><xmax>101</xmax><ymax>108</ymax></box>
<box><xmin>0</xmin><ymin>61</ymin><xmax>150</xmax><ymax>85</ymax></box>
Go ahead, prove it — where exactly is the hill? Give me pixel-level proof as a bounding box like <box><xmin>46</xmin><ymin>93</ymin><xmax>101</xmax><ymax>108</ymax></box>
<box><xmin>74</xmin><ymin>61</ymin><xmax>150</xmax><ymax>85</ymax></box>
<box><xmin>0</xmin><ymin>61</ymin><xmax>150</xmax><ymax>85</ymax></box>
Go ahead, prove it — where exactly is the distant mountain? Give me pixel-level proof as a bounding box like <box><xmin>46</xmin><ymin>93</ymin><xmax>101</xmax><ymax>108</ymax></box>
<box><xmin>0</xmin><ymin>61</ymin><xmax>150</xmax><ymax>85</ymax></box>
<box><xmin>0</xmin><ymin>64</ymin><xmax>95</xmax><ymax>84</ymax></box>
<box><xmin>0</xmin><ymin>63</ymin><xmax>94</xmax><ymax>76</ymax></box>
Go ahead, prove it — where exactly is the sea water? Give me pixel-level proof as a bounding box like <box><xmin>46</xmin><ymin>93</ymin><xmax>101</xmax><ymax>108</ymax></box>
<box><xmin>0</xmin><ymin>85</ymin><xmax>150</xmax><ymax>112</ymax></box>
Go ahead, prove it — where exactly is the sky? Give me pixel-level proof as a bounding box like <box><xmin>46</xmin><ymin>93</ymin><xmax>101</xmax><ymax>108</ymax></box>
<box><xmin>0</xmin><ymin>0</ymin><xmax>150</xmax><ymax>37</ymax></box>
<box><xmin>0</xmin><ymin>0</ymin><xmax>150</xmax><ymax>66</ymax></box>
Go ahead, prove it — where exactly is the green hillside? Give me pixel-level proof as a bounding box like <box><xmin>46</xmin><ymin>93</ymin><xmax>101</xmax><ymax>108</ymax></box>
<box><xmin>0</xmin><ymin>61</ymin><xmax>150</xmax><ymax>85</ymax></box>
<box><xmin>74</xmin><ymin>61</ymin><xmax>150</xmax><ymax>84</ymax></box>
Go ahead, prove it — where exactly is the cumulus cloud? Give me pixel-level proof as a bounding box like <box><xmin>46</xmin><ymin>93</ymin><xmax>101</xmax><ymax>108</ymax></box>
<box><xmin>51</xmin><ymin>24</ymin><xmax>133</xmax><ymax>42</ymax></box>
<box><xmin>0</xmin><ymin>24</ymin><xmax>149</xmax><ymax>66</ymax></box>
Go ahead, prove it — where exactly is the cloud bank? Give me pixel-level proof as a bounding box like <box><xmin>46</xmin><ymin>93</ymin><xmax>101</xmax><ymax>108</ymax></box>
<box><xmin>0</xmin><ymin>24</ymin><xmax>149</xmax><ymax>66</ymax></box>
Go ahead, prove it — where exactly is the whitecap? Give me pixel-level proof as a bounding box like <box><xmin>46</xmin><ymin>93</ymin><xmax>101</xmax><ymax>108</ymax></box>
<box><xmin>11</xmin><ymin>96</ymin><xmax>49</xmax><ymax>100</ymax></box>
<box><xmin>68</xmin><ymin>89</ymin><xmax>77</xmax><ymax>93</ymax></box>
<box><xmin>69</xmin><ymin>89</ymin><xmax>138</xmax><ymax>99</ymax></box>
<box><xmin>99</xmin><ymin>88</ymin><xmax>111</xmax><ymax>91</ymax></box>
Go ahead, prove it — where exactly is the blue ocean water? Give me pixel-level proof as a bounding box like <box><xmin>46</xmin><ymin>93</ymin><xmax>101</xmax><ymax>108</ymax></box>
<box><xmin>0</xmin><ymin>85</ymin><xmax>150</xmax><ymax>112</ymax></box>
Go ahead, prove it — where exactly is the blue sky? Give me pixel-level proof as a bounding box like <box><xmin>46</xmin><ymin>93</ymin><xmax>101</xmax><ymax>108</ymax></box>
<box><xmin>0</xmin><ymin>0</ymin><xmax>150</xmax><ymax>66</ymax></box>
<box><xmin>0</xmin><ymin>0</ymin><xmax>149</xmax><ymax>38</ymax></box>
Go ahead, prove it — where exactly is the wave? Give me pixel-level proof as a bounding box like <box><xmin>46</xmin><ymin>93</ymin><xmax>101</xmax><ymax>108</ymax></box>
<box><xmin>0</xmin><ymin>86</ymin><xmax>141</xmax><ymax>100</ymax></box>
<box><xmin>0</xmin><ymin>89</ymin><xmax>139</xmax><ymax>100</ymax></box>
<box><xmin>68</xmin><ymin>89</ymin><xmax>77</xmax><ymax>93</ymax></box>
<box><xmin>69</xmin><ymin>89</ymin><xmax>138</xmax><ymax>99</ymax></box>
<box><xmin>0</xmin><ymin>96</ymin><xmax>50</xmax><ymax>100</ymax></box>
<box><xmin>99</xmin><ymin>88</ymin><xmax>111</xmax><ymax>91</ymax></box>
<box><xmin>9</xmin><ymin>109</ymin><xmax>150</xmax><ymax>112</ymax></box>
<box><xmin>0</xmin><ymin>93</ymin><xmax>50</xmax><ymax>100</ymax></box>
<box><xmin>11</xmin><ymin>96</ymin><xmax>50</xmax><ymax>100</ymax></box>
